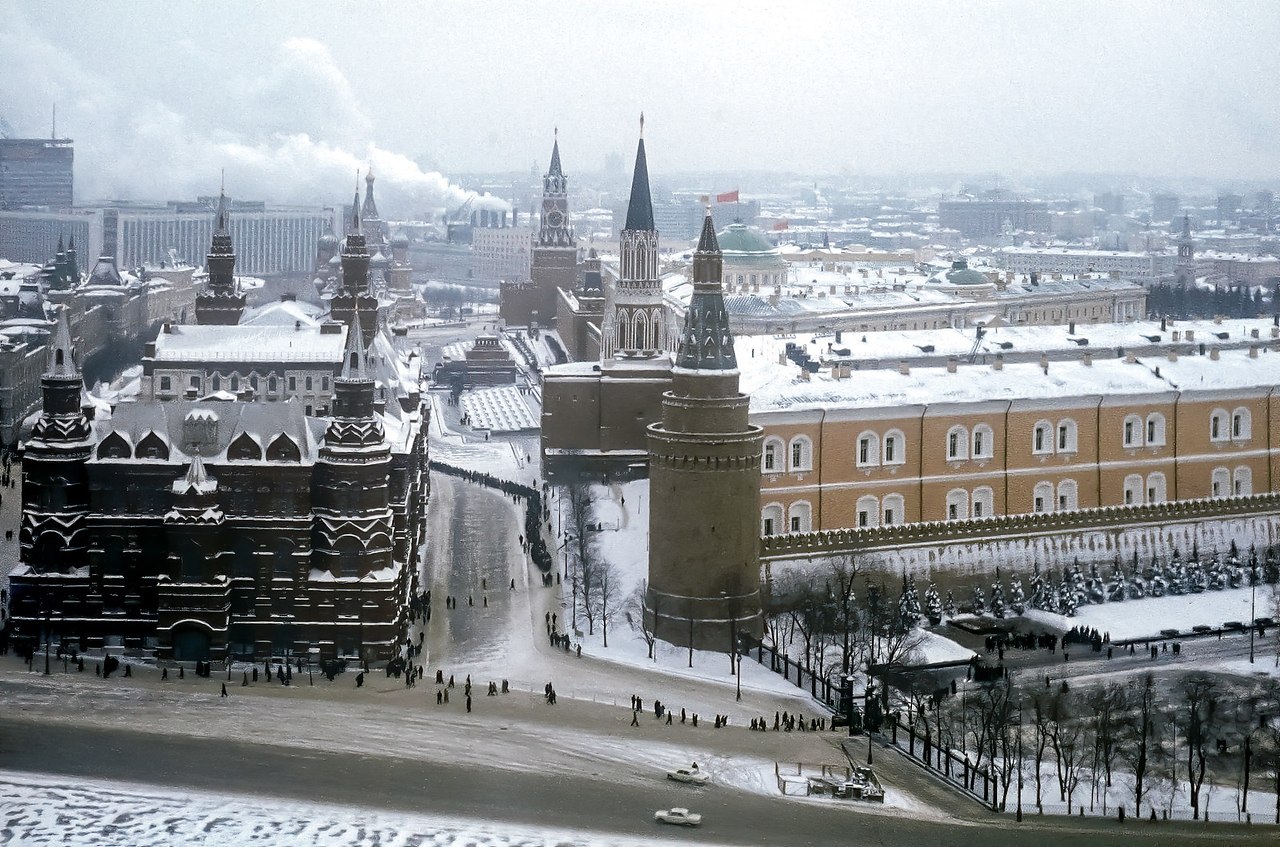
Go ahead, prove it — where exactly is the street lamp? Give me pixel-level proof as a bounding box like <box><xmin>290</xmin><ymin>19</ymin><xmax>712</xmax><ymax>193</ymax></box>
<box><xmin>1249</xmin><ymin>550</ymin><xmax>1258</xmax><ymax>664</ymax></box>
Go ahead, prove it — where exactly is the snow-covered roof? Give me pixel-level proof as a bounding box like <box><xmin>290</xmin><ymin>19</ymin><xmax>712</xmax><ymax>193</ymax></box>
<box><xmin>151</xmin><ymin>324</ymin><xmax>347</xmax><ymax>364</ymax></box>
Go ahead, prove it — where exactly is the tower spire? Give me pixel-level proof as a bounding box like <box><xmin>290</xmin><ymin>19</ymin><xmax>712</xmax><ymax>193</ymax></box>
<box><xmin>624</xmin><ymin>117</ymin><xmax>654</xmax><ymax>232</ymax></box>
<box><xmin>340</xmin><ymin>310</ymin><xmax>369</xmax><ymax>382</ymax></box>
<box><xmin>46</xmin><ymin>305</ymin><xmax>78</xmax><ymax>377</ymax></box>
<box><xmin>352</xmin><ymin>172</ymin><xmax>362</xmax><ymax>231</ymax></box>
<box><xmin>548</xmin><ymin>133</ymin><xmax>563</xmax><ymax>178</ymax></box>
<box><xmin>676</xmin><ymin>207</ymin><xmax>736</xmax><ymax>371</ymax></box>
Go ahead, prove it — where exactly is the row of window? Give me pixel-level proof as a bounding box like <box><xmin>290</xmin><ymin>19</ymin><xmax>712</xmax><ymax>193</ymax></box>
<box><xmin>159</xmin><ymin>373</ymin><xmax>332</xmax><ymax>395</ymax></box>
<box><xmin>764</xmin><ymin>407</ymin><xmax>1257</xmax><ymax>473</ymax></box>
<box><xmin>763</xmin><ymin>467</ymin><xmax>1257</xmax><ymax>534</ymax></box>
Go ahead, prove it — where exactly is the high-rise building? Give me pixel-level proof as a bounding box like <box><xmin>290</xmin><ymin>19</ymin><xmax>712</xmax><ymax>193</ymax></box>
<box><xmin>938</xmin><ymin>199</ymin><xmax>1051</xmax><ymax>238</ymax></box>
<box><xmin>0</xmin><ymin>138</ymin><xmax>74</xmax><ymax>209</ymax></box>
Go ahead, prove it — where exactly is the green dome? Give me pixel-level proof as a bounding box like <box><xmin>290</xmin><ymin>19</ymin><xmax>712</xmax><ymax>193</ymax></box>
<box><xmin>943</xmin><ymin>258</ymin><xmax>989</xmax><ymax>286</ymax></box>
<box><xmin>716</xmin><ymin>223</ymin><xmax>776</xmax><ymax>255</ymax></box>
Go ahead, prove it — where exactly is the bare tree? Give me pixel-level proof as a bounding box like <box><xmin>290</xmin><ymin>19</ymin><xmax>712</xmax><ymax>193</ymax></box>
<box><xmin>1031</xmin><ymin>691</ymin><xmax>1053</xmax><ymax>813</ymax></box>
<box><xmin>562</xmin><ymin>484</ymin><xmax>598</xmax><ymax>634</ymax></box>
<box><xmin>1086</xmin><ymin>681</ymin><xmax>1126</xmax><ymax>813</ymax></box>
<box><xmin>1181</xmin><ymin>673</ymin><xmax>1221</xmax><ymax>820</ymax></box>
<box><xmin>1261</xmin><ymin>678</ymin><xmax>1280</xmax><ymax>824</ymax></box>
<box><xmin>865</xmin><ymin>578</ymin><xmax>925</xmax><ymax>713</ymax></box>
<box><xmin>826</xmin><ymin>554</ymin><xmax>862</xmax><ymax>678</ymax></box>
<box><xmin>1119</xmin><ymin>672</ymin><xmax>1161</xmax><ymax>816</ymax></box>
<box><xmin>625</xmin><ymin>580</ymin><xmax>656</xmax><ymax>659</ymax></box>
<box><xmin>589</xmin><ymin>558</ymin><xmax>623</xmax><ymax>648</ymax></box>
<box><xmin>1048</xmin><ymin>687</ymin><xmax>1085</xmax><ymax>813</ymax></box>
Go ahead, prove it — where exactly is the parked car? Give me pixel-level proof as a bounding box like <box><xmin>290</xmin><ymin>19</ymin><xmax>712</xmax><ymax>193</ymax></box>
<box><xmin>1191</xmin><ymin>624</ymin><xmax>1212</xmax><ymax>634</ymax></box>
<box><xmin>1159</xmin><ymin>628</ymin><xmax>1180</xmax><ymax>638</ymax></box>
<box><xmin>654</xmin><ymin>808</ymin><xmax>702</xmax><ymax>827</ymax></box>
<box><xmin>1223</xmin><ymin>620</ymin><xmax>1246</xmax><ymax>631</ymax></box>
<box><xmin>667</xmin><ymin>765</ymin><xmax>709</xmax><ymax>786</ymax></box>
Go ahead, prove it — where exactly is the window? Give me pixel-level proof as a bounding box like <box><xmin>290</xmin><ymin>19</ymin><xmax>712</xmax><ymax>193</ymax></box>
<box><xmin>945</xmin><ymin>488</ymin><xmax>969</xmax><ymax>521</ymax></box>
<box><xmin>250</xmin><ymin>375</ymin><xmax>259</xmax><ymax>390</ymax></box>
<box><xmin>231</xmin><ymin>375</ymin><xmax>239</xmax><ymax>391</ymax></box>
<box><xmin>322</xmin><ymin>376</ymin><xmax>330</xmax><ymax>392</ymax></box>
<box><xmin>972</xmin><ymin>424</ymin><xmax>994</xmax><ymax>459</ymax></box>
<box><xmin>268</xmin><ymin>376</ymin><xmax>278</xmax><ymax>393</ymax></box>
<box><xmin>946</xmin><ymin>426</ymin><xmax>968</xmax><ymax>461</ymax></box>
<box><xmin>1033</xmin><ymin>481</ymin><xmax>1054</xmax><ymax>513</ymax></box>
<box><xmin>159</xmin><ymin>376</ymin><xmax>171</xmax><ymax>392</ymax></box>
<box><xmin>212</xmin><ymin>375</ymin><xmax>220</xmax><ymax>391</ymax></box>
<box><xmin>857</xmin><ymin>431</ymin><xmax>879</xmax><ymax>467</ymax></box>
<box><xmin>856</xmin><ymin>495</ymin><xmax>879</xmax><ymax>528</ymax></box>
<box><xmin>1123</xmin><ymin>414</ymin><xmax>1143</xmax><ymax>448</ymax></box>
<box><xmin>882</xmin><ymin>494</ymin><xmax>904</xmax><ymax>526</ymax></box>
<box><xmin>972</xmin><ymin>486</ymin><xmax>994</xmax><ymax>518</ymax></box>
<box><xmin>788</xmin><ymin>501</ymin><xmax>812</xmax><ymax>533</ymax></box>
<box><xmin>189</xmin><ymin>375</ymin><xmax>200</xmax><ymax>389</ymax></box>
<box><xmin>1211</xmin><ymin>467</ymin><xmax>1230</xmax><ymax>498</ymax></box>
<box><xmin>761</xmin><ymin>504</ymin><xmax>783</xmax><ymax>536</ymax></box>
<box><xmin>305</xmin><ymin>376</ymin><xmax>313</xmax><ymax>392</ymax></box>
<box><xmin>288</xmin><ymin>376</ymin><xmax>297</xmax><ymax>392</ymax></box>
<box><xmin>1210</xmin><ymin>409</ymin><xmax>1228</xmax><ymax>442</ymax></box>
<box><xmin>762</xmin><ymin>438</ymin><xmax>782</xmax><ymax>472</ymax></box>
<box><xmin>1033</xmin><ymin>420</ymin><xmax>1053</xmax><ymax>454</ymax></box>
<box><xmin>1124</xmin><ymin>473</ymin><xmax>1144</xmax><ymax>505</ymax></box>
<box><xmin>788</xmin><ymin>436</ymin><xmax>812</xmax><ymax>472</ymax></box>
<box><xmin>1056</xmin><ymin>419</ymin><xmax>1077</xmax><ymax>453</ymax></box>
<box><xmin>1233</xmin><ymin>466</ymin><xmax>1252</xmax><ymax>496</ymax></box>
<box><xmin>883</xmin><ymin>429</ymin><xmax>904</xmax><ymax>465</ymax></box>
<box><xmin>1057</xmin><ymin>479</ymin><xmax>1078</xmax><ymax>511</ymax></box>
<box><xmin>1146</xmin><ymin>472</ymin><xmax>1166</xmax><ymax>504</ymax></box>
<box><xmin>1146</xmin><ymin>413</ymin><xmax>1165</xmax><ymax>446</ymax></box>
<box><xmin>1232</xmin><ymin>408</ymin><xmax>1252</xmax><ymax>441</ymax></box>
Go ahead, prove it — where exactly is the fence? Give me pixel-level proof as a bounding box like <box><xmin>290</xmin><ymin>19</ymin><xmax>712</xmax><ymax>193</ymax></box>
<box><xmin>743</xmin><ymin>639</ymin><xmax>840</xmax><ymax>712</ymax></box>
<box><xmin>884</xmin><ymin>717</ymin><xmax>998</xmax><ymax>808</ymax></box>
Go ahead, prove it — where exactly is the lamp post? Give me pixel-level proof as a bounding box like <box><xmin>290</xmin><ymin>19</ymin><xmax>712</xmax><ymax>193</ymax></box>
<box><xmin>1249</xmin><ymin>552</ymin><xmax>1258</xmax><ymax>664</ymax></box>
<box><xmin>1016</xmin><ymin>697</ymin><xmax>1024</xmax><ymax>822</ymax></box>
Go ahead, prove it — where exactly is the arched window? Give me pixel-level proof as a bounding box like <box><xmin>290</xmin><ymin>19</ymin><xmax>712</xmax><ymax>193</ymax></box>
<box><xmin>788</xmin><ymin>501</ymin><xmax>812</xmax><ymax>533</ymax></box>
<box><xmin>1146</xmin><ymin>472</ymin><xmax>1167</xmax><ymax>504</ymax></box>
<box><xmin>762</xmin><ymin>437</ymin><xmax>783</xmax><ymax>472</ymax></box>
<box><xmin>1210</xmin><ymin>408</ymin><xmax>1228</xmax><ymax>443</ymax></box>
<box><xmin>972</xmin><ymin>424</ymin><xmax>994</xmax><ymax>459</ymax></box>
<box><xmin>1146</xmin><ymin>413</ymin><xmax>1166</xmax><ymax>446</ymax></box>
<box><xmin>273</xmin><ymin>538</ymin><xmax>295</xmax><ymax>578</ymax></box>
<box><xmin>972</xmin><ymin>486</ymin><xmax>994</xmax><ymax>518</ymax></box>
<box><xmin>1232</xmin><ymin>408</ymin><xmax>1252</xmax><ymax>441</ymax></box>
<box><xmin>856</xmin><ymin>431</ymin><xmax>880</xmax><ymax>467</ymax></box>
<box><xmin>1123</xmin><ymin>473</ymin><xmax>1144</xmax><ymax>506</ymax></box>
<box><xmin>227</xmin><ymin>431</ymin><xmax>262</xmax><ymax>461</ymax></box>
<box><xmin>266</xmin><ymin>433</ymin><xmax>301</xmax><ymax>462</ymax></box>
<box><xmin>632</xmin><ymin>311</ymin><xmax>647</xmax><ymax>351</ymax></box>
<box><xmin>789</xmin><ymin>436</ymin><xmax>813</xmax><ymax>472</ymax></box>
<box><xmin>1057</xmin><ymin>479</ymin><xmax>1078</xmax><ymax>511</ymax></box>
<box><xmin>856</xmin><ymin>495</ymin><xmax>879</xmax><ymax>528</ymax></box>
<box><xmin>1233</xmin><ymin>466</ymin><xmax>1252</xmax><ymax>496</ymax></box>
<box><xmin>946</xmin><ymin>425</ymin><xmax>969</xmax><ymax>461</ymax></box>
<box><xmin>1033</xmin><ymin>420</ymin><xmax>1053</xmax><ymax>454</ymax></box>
<box><xmin>883</xmin><ymin>429</ymin><xmax>905</xmax><ymax>465</ymax></box>
<box><xmin>97</xmin><ymin>431</ymin><xmax>131</xmax><ymax>460</ymax></box>
<box><xmin>335</xmin><ymin>536</ymin><xmax>363</xmax><ymax>579</ymax></box>
<box><xmin>1056</xmin><ymin>419</ymin><xmax>1078</xmax><ymax>453</ymax></box>
<box><xmin>945</xmin><ymin>488</ymin><xmax>969</xmax><ymax>521</ymax></box>
<box><xmin>1122</xmin><ymin>414</ymin><xmax>1143</xmax><ymax>448</ymax></box>
<box><xmin>761</xmin><ymin>503</ymin><xmax>783</xmax><ymax>536</ymax></box>
<box><xmin>135</xmin><ymin>430</ymin><xmax>170</xmax><ymax>460</ymax></box>
<box><xmin>1211</xmin><ymin>467</ymin><xmax>1230</xmax><ymax>498</ymax></box>
<box><xmin>1033</xmin><ymin>481</ymin><xmax>1054</xmax><ymax>513</ymax></box>
<box><xmin>882</xmin><ymin>494</ymin><xmax>904</xmax><ymax>526</ymax></box>
<box><xmin>616</xmin><ymin>310</ymin><xmax>630</xmax><ymax>351</ymax></box>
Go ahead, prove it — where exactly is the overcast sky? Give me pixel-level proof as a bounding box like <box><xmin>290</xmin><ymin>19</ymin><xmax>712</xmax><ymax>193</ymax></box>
<box><xmin>2</xmin><ymin>0</ymin><xmax>1277</xmax><ymax>209</ymax></box>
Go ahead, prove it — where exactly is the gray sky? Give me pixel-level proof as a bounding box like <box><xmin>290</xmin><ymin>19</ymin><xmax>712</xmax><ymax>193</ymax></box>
<box><xmin>2</xmin><ymin>0</ymin><xmax>1277</xmax><ymax>209</ymax></box>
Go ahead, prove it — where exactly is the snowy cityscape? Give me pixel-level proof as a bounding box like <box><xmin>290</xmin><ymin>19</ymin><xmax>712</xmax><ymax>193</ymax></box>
<box><xmin>2</xmin><ymin>2</ymin><xmax>1280</xmax><ymax>846</ymax></box>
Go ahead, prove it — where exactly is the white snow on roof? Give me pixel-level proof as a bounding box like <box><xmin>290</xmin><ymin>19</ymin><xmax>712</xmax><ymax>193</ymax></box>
<box><xmin>151</xmin><ymin>324</ymin><xmax>347</xmax><ymax>363</ymax></box>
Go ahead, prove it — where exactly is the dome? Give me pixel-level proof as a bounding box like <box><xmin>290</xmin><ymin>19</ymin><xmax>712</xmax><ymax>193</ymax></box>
<box><xmin>370</xmin><ymin>250</ymin><xmax>389</xmax><ymax>267</ymax></box>
<box><xmin>941</xmin><ymin>258</ymin><xmax>989</xmax><ymax>286</ymax></box>
<box><xmin>318</xmin><ymin>231</ymin><xmax>340</xmax><ymax>252</ymax></box>
<box><xmin>716</xmin><ymin>223</ymin><xmax>775</xmax><ymax>254</ymax></box>
<box><xmin>390</xmin><ymin>230</ymin><xmax>410</xmax><ymax>249</ymax></box>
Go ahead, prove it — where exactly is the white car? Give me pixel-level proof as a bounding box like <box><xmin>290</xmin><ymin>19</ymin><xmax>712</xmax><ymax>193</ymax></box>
<box><xmin>654</xmin><ymin>808</ymin><xmax>702</xmax><ymax>827</ymax></box>
<box><xmin>666</xmin><ymin>766</ymin><xmax>710</xmax><ymax>786</ymax></box>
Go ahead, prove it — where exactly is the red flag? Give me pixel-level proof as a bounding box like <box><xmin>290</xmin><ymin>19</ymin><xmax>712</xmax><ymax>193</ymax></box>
<box><xmin>715</xmin><ymin>190</ymin><xmax>740</xmax><ymax>203</ymax></box>
<box><xmin>772</xmin><ymin>219</ymin><xmax>789</xmax><ymax>231</ymax></box>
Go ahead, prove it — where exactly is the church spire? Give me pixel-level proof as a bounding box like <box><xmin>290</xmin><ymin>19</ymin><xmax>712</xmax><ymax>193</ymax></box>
<box><xmin>548</xmin><ymin>129</ymin><xmax>563</xmax><ymax>178</ymax></box>
<box><xmin>339</xmin><ymin>310</ymin><xmax>370</xmax><ymax>382</ymax></box>
<box><xmin>46</xmin><ymin>304</ymin><xmax>78</xmax><ymax>378</ymax></box>
<box><xmin>362</xmin><ymin>167</ymin><xmax>379</xmax><ymax>221</ymax></box>
<box><xmin>624</xmin><ymin>115</ymin><xmax>654</xmax><ymax>232</ymax></box>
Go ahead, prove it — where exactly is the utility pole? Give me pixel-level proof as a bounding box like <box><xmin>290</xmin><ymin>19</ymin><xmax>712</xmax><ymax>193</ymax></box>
<box><xmin>1016</xmin><ymin>698</ymin><xmax>1024</xmax><ymax>822</ymax></box>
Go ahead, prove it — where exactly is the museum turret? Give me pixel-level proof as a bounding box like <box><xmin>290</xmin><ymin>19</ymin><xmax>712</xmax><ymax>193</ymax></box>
<box><xmin>645</xmin><ymin>208</ymin><xmax>764</xmax><ymax>651</ymax></box>
<box><xmin>330</xmin><ymin>179</ymin><xmax>380</xmax><ymax>347</ymax></box>
<box><xmin>20</xmin><ymin>305</ymin><xmax>93</xmax><ymax>574</ymax></box>
<box><xmin>195</xmin><ymin>188</ymin><xmax>247</xmax><ymax>325</ymax></box>
<box><xmin>603</xmin><ymin>115</ymin><xmax>664</xmax><ymax>359</ymax></box>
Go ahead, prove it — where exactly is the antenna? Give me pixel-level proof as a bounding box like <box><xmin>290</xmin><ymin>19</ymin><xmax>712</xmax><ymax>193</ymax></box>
<box><xmin>639</xmin><ymin>111</ymin><xmax>645</xmax><ymax>138</ymax></box>
<box><xmin>51</xmin><ymin>103</ymin><xmax>56</xmax><ymax>139</ymax></box>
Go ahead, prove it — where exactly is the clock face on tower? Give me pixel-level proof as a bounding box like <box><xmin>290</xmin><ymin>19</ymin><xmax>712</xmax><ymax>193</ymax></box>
<box><xmin>546</xmin><ymin>210</ymin><xmax>564</xmax><ymax>228</ymax></box>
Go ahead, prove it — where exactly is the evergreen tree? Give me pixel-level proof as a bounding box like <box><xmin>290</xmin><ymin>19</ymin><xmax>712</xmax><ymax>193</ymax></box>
<box><xmin>1057</xmin><ymin>579</ymin><xmax>1078</xmax><ymax>617</ymax></box>
<box><xmin>943</xmin><ymin>589</ymin><xmax>958</xmax><ymax>619</ymax></box>
<box><xmin>1086</xmin><ymin>561</ymin><xmax>1106</xmax><ymax>604</ymax></box>
<box><xmin>1009</xmin><ymin>578</ymin><xmax>1027</xmax><ymax>615</ymax></box>
<box><xmin>924</xmin><ymin>584</ymin><xmax>944</xmax><ymax>625</ymax></box>
<box><xmin>905</xmin><ymin>575</ymin><xmax>923</xmax><ymax>621</ymax></box>
<box><xmin>1206</xmin><ymin>555</ymin><xmax>1227</xmax><ymax>591</ymax></box>
<box><xmin>1167</xmin><ymin>557</ymin><xmax>1187</xmax><ymax>595</ymax></box>
<box><xmin>1029</xmin><ymin>562</ymin><xmax>1049</xmax><ymax>610</ymax></box>
<box><xmin>1069</xmin><ymin>560</ymin><xmax>1088</xmax><ymax>606</ymax></box>
<box><xmin>1185</xmin><ymin>555</ymin><xmax>1206</xmax><ymax>594</ymax></box>
<box><xmin>898</xmin><ymin>584</ymin><xmax>920</xmax><ymax>630</ymax></box>
<box><xmin>971</xmin><ymin>585</ymin><xmax>987</xmax><ymax>617</ymax></box>
<box><xmin>1106</xmin><ymin>566</ymin><xmax>1127</xmax><ymax>602</ymax></box>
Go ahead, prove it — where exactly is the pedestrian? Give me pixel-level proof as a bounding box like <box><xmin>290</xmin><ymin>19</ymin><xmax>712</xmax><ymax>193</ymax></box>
<box><xmin>161</xmin><ymin>667</ymin><xmax>168</xmax><ymax>680</ymax></box>
<box><xmin>436</xmin><ymin>669</ymin><xmax>444</xmax><ymax>684</ymax></box>
<box><xmin>466</xmin><ymin>695</ymin><xmax>472</xmax><ymax>713</ymax></box>
<box><xmin>242</xmin><ymin>671</ymin><xmax>248</xmax><ymax>686</ymax></box>
<box><xmin>449</xmin><ymin>674</ymin><xmax>455</xmax><ymax>688</ymax></box>
<box><xmin>681</xmin><ymin>708</ymin><xmax>687</xmax><ymax>724</ymax></box>
<box><xmin>576</xmin><ymin>643</ymin><xmax>581</xmax><ymax>658</ymax></box>
<box><xmin>252</xmin><ymin>667</ymin><xmax>259</xmax><ymax>682</ymax></box>
<box><xmin>178</xmin><ymin>666</ymin><xmax>183</xmax><ymax>679</ymax></box>
<box><xmin>444</xmin><ymin>688</ymin><xmax>450</xmax><ymax>704</ymax></box>
<box><xmin>124</xmin><ymin>664</ymin><xmax>131</xmax><ymax>677</ymax></box>
<box><xmin>356</xmin><ymin>671</ymin><xmax>365</xmax><ymax>688</ymax></box>
<box><xmin>666</xmin><ymin>712</ymin><xmax>673</xmax><ymax>726</ymax></box>
<box><xmin>437</xmin><ymin>689</ymin><xmax>443</xmax><ymax>704</ymax></box>
<box><xmin>692</xmin><ymin>713</ymin><xmax>698</xmax><ymax>727</ymax></box>
<box><xmin>510</xmin><ymin>578</ymin><xmax>516</xmax><ymax>591</ymax></box>
<box><xmin>631</xmin><ymin>710</ymin><xmax>640</xmax><ymax>727</ymax></box>
<box><xmin>221</xmin><ymin>683</ymin><xmax>228</xmax><ymax>698</ymax></box>
<box><xmin>482</xmin><ymin>596</ymin><xmax>487</xmax><ymax>607</ymax></box>
<box><xmin>502</xmin><ymin>679</ymin><xmax>509</xmax><ymax>693</ymax></box>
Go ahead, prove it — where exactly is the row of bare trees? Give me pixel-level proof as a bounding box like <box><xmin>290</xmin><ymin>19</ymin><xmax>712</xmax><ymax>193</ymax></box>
<box><xmin>561</xmin><ymin>484</ymin><xmax>622</xmax><ymax>645</ymax></box>
<box><xmin>900</xmin><ymin>671</ymin><xmax>1280</xmax><ymax>822</ymax></box>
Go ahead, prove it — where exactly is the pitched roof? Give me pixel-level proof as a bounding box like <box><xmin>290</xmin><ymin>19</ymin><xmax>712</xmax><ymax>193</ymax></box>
<box><xmin>624</xmin><ymin>137</ymin><xmax>654</xmax><ymax>232</ymax></box>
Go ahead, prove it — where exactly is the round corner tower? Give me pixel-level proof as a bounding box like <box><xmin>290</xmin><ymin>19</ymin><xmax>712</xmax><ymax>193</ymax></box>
<box><xmin>645</xmin><ymin>209</ymin><xmax>763</xmax><ymax>652</ymax></box>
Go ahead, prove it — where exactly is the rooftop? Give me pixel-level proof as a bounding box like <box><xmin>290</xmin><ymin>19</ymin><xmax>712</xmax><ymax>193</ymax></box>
<box><xmin>150</xmin><ymin>323</ymin><xmax>347</xmax><ymax>363</ymax></box>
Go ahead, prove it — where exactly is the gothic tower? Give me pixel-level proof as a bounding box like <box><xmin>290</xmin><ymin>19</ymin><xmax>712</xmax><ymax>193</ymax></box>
<box><xmin>361</xmin><ymin>168</ymin><xmax>388</xmax><ymax>253</ymax></box>
<box><xmin>530</xmin><ymin>130</ymin><xmax>577</xmax><ymax>325</ymax></box>
<box><xmin>604</xmin><ymin>116</ymin><xmax>664</xmax><ymax>360</ymax></box>
<box><xmin>1174</xmin><ymin>214</ymin><xmax>1196</xmax><ymax>288</ymax></box>
<box><xmin>645</xmin><ymin>209</ymin><xmax>764</xmax><ymax>651</ymax></box>
<box><xmin>330</xmin><ymin>181</ymin><xmax>380</xmax><ymax>347</ymax></box>
<box><xmin>311</xmin><ymin>311</ymin><xmax>394</xmax><ymax>582</ymax></box>
<box><xmin>20</xmin><ymin>306</ymin><xmax>93</xmax><ymax>574</ymax></box>
<box><xmin>195</xmin><ymin>189</ymin><xmax>247</xmax><ymax>325</ymax></box>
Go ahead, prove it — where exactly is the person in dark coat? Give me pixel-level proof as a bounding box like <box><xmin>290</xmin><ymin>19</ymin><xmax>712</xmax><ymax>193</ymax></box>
<box><xmin>221</xmin><ymin>683</ymin><xmax>228</xmax><ymax>697</ymax></box>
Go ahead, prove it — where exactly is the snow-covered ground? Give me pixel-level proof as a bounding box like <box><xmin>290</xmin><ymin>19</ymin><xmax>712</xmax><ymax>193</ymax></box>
<box><xmin>0</xmin><ymin>770</ymin><xmax>698</xmax><ymax>847</ymax></box>
<box><xmin>1021</xmin><ymin>585</ymin><xmax>1276</xmax><ymax>641</ymax></box>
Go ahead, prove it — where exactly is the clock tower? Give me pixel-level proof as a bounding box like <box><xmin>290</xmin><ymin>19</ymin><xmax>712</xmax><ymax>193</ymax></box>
<box><xmin>530</xmin><ymin>130</ymin><xmax>577</xmax><ymax>325</ymax></box>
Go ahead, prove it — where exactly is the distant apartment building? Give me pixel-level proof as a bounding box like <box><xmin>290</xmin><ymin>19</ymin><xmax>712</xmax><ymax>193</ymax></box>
<box><xmin>1199</xmin><ymin>251</ymin><xmax>1280</xmax><ymax>286</ymax></box>
<box><xmin>938</xmin><ymin>199</ymin><xmax>1051</xmax><ymax>238</ymax></box>
<box><xmin>997</xmin><ymin>247</ymin><xmax>1172</xmax><ymax>284</ymax></box>
<box><xmin>0</xmin><ymin>208</ymin><xmax>105</xmax><ymax>264</ymax></box>
<box><xmin>472</xmin><ymin>225</ymin><xmax>532</xmax><ymax>283</ymax></box>
<box><xmin>0</xmin><ymin>138</ymin><xmax>74</xmax><ymax>209</ymax></box>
